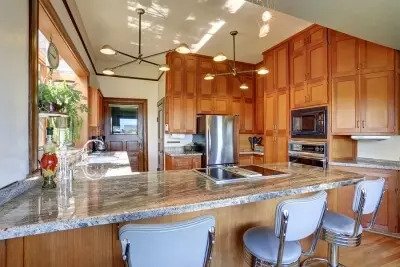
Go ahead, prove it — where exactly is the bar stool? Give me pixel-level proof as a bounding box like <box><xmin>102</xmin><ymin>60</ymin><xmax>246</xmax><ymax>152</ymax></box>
<box><xmin>119</xmin><ymin>215</ymin><xmax>215</xmax><ymax>267</ymax></box>
<box><xmin>303</xmin><ymin>178</ymin><xmax>385</xmax><ymax>267</ymax></box>
<box><xmin>243</xmin><ymin>191</ymin><xmax>327</xmax><ymax>267</ymax></box>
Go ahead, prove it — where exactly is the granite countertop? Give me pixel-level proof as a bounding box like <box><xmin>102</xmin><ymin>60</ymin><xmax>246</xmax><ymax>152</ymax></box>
<box><xmin>239</xmin><ymin>151</ymin><xmax>264</xmax><ymax>156</ymax></box>
<box><xmin>164</xmin><ymin>151</ymin><xmax>203</xmax><ymax>157</ymax></box>
<box><xmin>0</xmin><ymin>155</ymin><xmax>364</xmax><ymax>240</ymax></box>
<box><xmin>330</xmin><ymin>157</ymin><xmax>400</xmax><ymax>170</ymax></box>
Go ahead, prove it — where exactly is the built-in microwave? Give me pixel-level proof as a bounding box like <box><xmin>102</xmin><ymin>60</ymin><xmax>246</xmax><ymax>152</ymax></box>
<box><xmin>291</xmin><ymin>107</ymin><xmax>327</xmax><ymax>139</ymax></box>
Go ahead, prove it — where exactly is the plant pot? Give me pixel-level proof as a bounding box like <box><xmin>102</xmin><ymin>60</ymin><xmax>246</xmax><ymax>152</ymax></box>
<box><xmin>49</xmin><ymin>102</ymin><xmax>62</xmax><ymax>113</ymax></box>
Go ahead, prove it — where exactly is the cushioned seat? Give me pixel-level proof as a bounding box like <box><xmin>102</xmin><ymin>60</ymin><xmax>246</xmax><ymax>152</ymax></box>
<box><xmin>323</xmin><ymin>211</ymin><xmax>363</xmax><ymax>236</ymax></box>
<box><xmin>243</xmin><ymin>226</ymin><xmax>302</xmax><ymax>265</ymax></box>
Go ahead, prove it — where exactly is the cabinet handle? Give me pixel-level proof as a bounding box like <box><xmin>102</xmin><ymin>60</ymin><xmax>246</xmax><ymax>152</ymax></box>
<box><xmin>357</xmin><ymin>120</ymin><xmax>360</xmax><ymax>128</ymax></box>
<box><xmin>362</xmin><ymin>120</ymin><xmax>365</xmax><ymax>128</ymax></box>
<box><xmin>304</xmin><ymin>95</ymin><xmax>307</xmax><ymax>102</ymax></box>
<box><xmin>304</xmin><ymin>73</ymin><xmax>307</xmax><ymax>81</ymax></box>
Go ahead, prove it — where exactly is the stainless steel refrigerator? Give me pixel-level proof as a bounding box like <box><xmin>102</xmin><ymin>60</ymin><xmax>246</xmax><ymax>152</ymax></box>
<box><xmin>195</xmin><ymin>115</ymin><xmax>239</xmax><ymax>167</ymax></box>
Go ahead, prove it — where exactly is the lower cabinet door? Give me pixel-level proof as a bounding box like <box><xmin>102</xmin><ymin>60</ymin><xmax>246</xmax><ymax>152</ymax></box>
<box><xmin>239</xmin><ymin>155</ymin><xmax>253</xmax><ymax>165</ymax></box>
<box><xmin>253</xmin><ymin>155</ymin><xmax>264</xmax><ymax>165</ymax></box>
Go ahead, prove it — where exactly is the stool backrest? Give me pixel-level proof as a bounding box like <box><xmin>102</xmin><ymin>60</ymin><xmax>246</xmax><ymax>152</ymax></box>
<box><xmin>119</xmin><ymin>215</ymin><xmax>215</xmax><ymax>267</ymax></box>
<box><xmin>352</xmin><ymin>178</ymin><xmax>385</xmax><ymax>214</ymax></box>
<box><xmin>274</xmin><ymin>191</ymin><xmax>327</xmax><ymax>242</ymax></box>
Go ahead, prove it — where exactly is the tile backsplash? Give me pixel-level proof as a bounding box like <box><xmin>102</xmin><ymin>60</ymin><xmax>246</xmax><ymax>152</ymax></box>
<box><xmin>164</xmin><ymin>134</ymin><xmax>193</xmax><ymax>147</ymax></box>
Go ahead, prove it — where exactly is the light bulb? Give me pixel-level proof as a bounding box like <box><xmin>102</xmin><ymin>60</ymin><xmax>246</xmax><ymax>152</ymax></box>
<box><xmin>259</xmin><ymin>24</ymin><xmax>270</xmax><ymax>38</ymax></box>
<box><xmin>257</xmin><ymin>67</ymin><xmax>269</xmax><ymax>75</ymax></box>
<box><xmin>240</xmin><ymin>83</ymin><xmax>249</xmax><ymax>90</ymax></box>
<box><xmin>262</xmin><ymin>10</ymin><xmax>272</xmax><ymax>22</ymax></box>
<box><xmin>175</xmin><ymin>43</ymin><xmax>191</xmax><ymax>54</ymax></box>
<box><xmin>213</xmin><ymin>52</ymin><xmax>227</xmax><ymax>62</ymax></box>
<box><xmin>204</xmin><ymin>73</ymin><xmax>214</xmax><ymax>80</ymax></box>
<box><xmin>102</xmin><ymin>68</ymin><xmax>115</xmax><ymax>75</ymax></box>
<box><xmin>158</xmin><ymin>64</ymin><xmax>170</xmax><ymax>71</ymax></box>
<box><xmin>100</xmin><ymin>45</ymin><xmax>116</xmax><ymax>55</ymax></box>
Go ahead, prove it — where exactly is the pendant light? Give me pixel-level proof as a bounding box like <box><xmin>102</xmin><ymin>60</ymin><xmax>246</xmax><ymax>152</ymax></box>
<box><xmin>204</xmin><ymin>31</ymin><xmax>269</xmax><ymax>81</ymax></box>
<box><xmin>257</xmin><ymin>67</ymin><xmax>269</xmax><ymax>75</ymax></box>
<box><xmin>259</xmin><ymin>24</ymin><xmax>270</xmax><ymax>38</ymax></box>
<box><xmin>213</xmin><ymin>52</ymin><xmax>227</xmax><ymax>62</ymax></box>
<box><xmin>240</xmin><ymin>83</ymin><xmax>249</xmax><ymax>90</ymax></box>
<box><xmin>158</xmin><ymin>64</ymin><xmax>170</xmax><ymax>72</ymax></box>
<box><xmin>100</xmin><ymin>45</ymin><xmax>116</xmax><ymax>55</ymax></box>
<box><xmin>262</xmin><ymin>10</ymin><xmax>272</xmax><ymax>22</ymax></box>
<box><xmin>175</xmin><ymin>43</ymin><xmax>191</xmax><ymax>54</ymax></box>
<box><xmin>100</xmin><ymin>8</ymin><xmax>190</xmax><ymax>77</ymax></box>
<box><xmin>204</xmin><ymin>73</ymin><xmax>215</xmax><ymax>80</ymax></box>
<box><xmin>102</xmin><ymin>68</ymin><xmax>115</xmax><ymax>75</ymax></box>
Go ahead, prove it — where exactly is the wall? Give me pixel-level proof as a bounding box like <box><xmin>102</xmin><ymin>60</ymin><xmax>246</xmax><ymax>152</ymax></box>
<box><xmin>0</xmin><ymin>1</ymin><xmax>29</xmax><ymax>188</ymax></box>
<box><xmin>357</xmin><ymin>137</ymin><xmax>400</xmax><ymax>161</ymax></box>
<box><xmin>97</xmin><ymin>76</ymin><xmax>159</xmax><ymax>171</ymax></box>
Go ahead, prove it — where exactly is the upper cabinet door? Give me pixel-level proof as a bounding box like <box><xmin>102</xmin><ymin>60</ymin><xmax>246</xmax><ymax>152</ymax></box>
<box><xmin>185</xmin><ymin>55</ymin><xmax>197</xmax><ymax>97</ymax></box>
<box><xmin>169</xmin><ymin>96</ymin><xmax>184</xmax><ymax>132</ymax></box>
<box><xmin>291</xmin><ymin>49</ymin><xmax>307</xmax><ymax>87</ymax></box>
<box><xmin>308</xmin><ymin>25</ymin><xmax>327</xmax><ymax>47</ymax></box>
<box><xmin>184</xmin><ymin>97</ymin><xmax>196</xmax><ymax>133</ymax></box>
<box><xmin>198</xmin><ymin>59</ymin><xmax>213</xmax><ymax>98</ymax></box>
<box><xmin>275</xmin><ymin>42</ymin><xmax>289</xmax><ymax>91</ymax></box>
<box><xmin>231</xmin><ymin>76</ymin><xmax>243</xmax><ymax>99</ymax></box>
<box><xmin>359</xmin><ymin>41</ymin><xmax>395</xmax><ymax>74</ymax></box>
<box><xmin>276</xmin><ymin>90</ymin><xmax>289</xmax><ymax>133</ymax></box>
<box><xmin>291</xmin><ymin>32</ymin><xmax>307</xmax><ymax>54</ymax></box>
<box><xmin>264</xmin><ymin>93</ymin><xmax>275</xmax><ymax>133</ymax></box>
<box><xmin>243</xmin><ymin>99</ymin><xmax>254</xmax><ymax>133</ymax></box>
<box><xmin>255</xmin><ymin>97</ymin><xmax>264</xmax><ymax>134</ymax></box>
<box><xmin>308</xmin><ymin>41</ymin><xmax>328</xmax><ymax>84</ymax></box>
<box><xmin>331</xmin><ymin>76</ymin><xmax>360</xmax><ymax>133</ymax></box>
<box><xmin>330</xmin><ymin>31</ymin><xmax>359</xmax><ymax>78</ymax></box>
<box><xmin>264</xmin><ymin>51</ymin><xmax>275</xmax><ymax>93</ymax></box>
<box><xmin>214</xmin><ymin>63</ymin><xmax>230</xmax><ymax>97</ymax></box>
<box><xmin>255</xmin><ymin>67</ymin><xmax>264</xmax><ymax>98</ymax></box>
<box><xmin>242</xmin><ymin>75</ymin><xmax>254</xmax><ymax>100</ymax></box>
<box><xmin>360</xmin><ymin>71</ymin><xmax>395</xmax><ymax>133</ymax></box>
<box><xmin>170</xmin><ymin>54</ymin><xmax>184</xmax><ymax>95</ymax></box>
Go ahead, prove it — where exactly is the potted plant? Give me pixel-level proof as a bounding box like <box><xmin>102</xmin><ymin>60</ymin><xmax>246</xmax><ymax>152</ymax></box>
<box><xmin>39</xmin><ymin>81</ymin><xmax>88</xmax><ymax>144</ymax></box>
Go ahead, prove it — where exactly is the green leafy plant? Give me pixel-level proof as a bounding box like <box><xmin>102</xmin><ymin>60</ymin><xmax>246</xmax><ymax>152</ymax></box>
<box><xmin>38</xmin><ymin>81</ymin><xmax>88</xmax><ymax>143</ymax></box>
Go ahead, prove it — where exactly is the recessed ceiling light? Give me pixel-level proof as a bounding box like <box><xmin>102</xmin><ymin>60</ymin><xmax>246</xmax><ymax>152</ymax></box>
<box><xmin>213</xmin><ymin>52</ymin><xmax>227</xmax><ymax>62</ymax></box>
<box><xmin>100</xmin><ymin>45</ymin><xmax>116</xmax><ymax>55</ymax></box>
<box><xmin>159</xmin><ymin>64</ymin><xmax>170</xmax><ymax>72</ymax></box>
<box><xmin>257</xmin><ymin>67</ymin><xmax>269</xmax><ymax>75</ymax></box>
<box><xmin>240</xmin><ymin>83</ymin><xmax>249</xmax><ymax>90</ymax></box>
<box><xmin>262</xmin><ymin>10</ymin><xmax>272</xmax><ymax>22</ymax></box>
<box><xmin>204</xmin><ymin>73</ymin><xmax>215</xmax><ymax>80</ymax></box>
<box><xmin>102</xmin><ymin>68</ymin><xmax>115</xmax><ymax>75</ymax></box>
<box><xmin>175</xmin><ymin>43</ymin><xmax>191</xmax><ymax>54</ymax></box>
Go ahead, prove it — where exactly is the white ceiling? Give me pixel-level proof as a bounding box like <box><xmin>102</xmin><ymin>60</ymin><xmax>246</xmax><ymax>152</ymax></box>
<box><xmin>249</xmin><ymin>0</ymin><xmax>400</xmax><ymax>50</ymax></box>
<box><xmin>73</xmin><ymin>0</ymin><xmax>311</xmax><ymax>74</ymax></box>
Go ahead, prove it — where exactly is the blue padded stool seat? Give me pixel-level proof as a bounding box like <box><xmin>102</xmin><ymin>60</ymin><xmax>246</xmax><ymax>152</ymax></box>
<box><xmin>244</xmin><ymin>226</ymin><xmax>302</xmax><ymax>265</ymax></box>
<box><xmin>323</xmin><ymin>211</ymin><xmax>363</xmax><ymax>236</ymax></box>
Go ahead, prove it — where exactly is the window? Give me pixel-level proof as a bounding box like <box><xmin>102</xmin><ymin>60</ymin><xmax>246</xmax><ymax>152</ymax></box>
<box><xmin>110</xmin><ymin>104</ymin><xmax>139</xmax><ymax>135</ymax></box>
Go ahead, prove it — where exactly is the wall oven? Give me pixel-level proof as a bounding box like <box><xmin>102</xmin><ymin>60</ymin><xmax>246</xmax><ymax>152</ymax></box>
<box><xmin>291</xmin><ymin>107</ymin><xmax>327</xmax><ymax>139</ymax></box>
<box><xmin>288</xmin><ymin>140</ymin><xmax>328</xmax><ymax>169</ymax></box>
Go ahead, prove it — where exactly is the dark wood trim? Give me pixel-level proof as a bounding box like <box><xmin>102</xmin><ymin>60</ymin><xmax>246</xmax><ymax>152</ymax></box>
<box><xmin>39</xmin><ymin>0</ymin><xmax>89</xmax><ymax>76</ymax></box>
<box><xmin>103</xmin><ymin>98</ymin><xmax>149</xmax><ymax>171</ymax></box>
<box><xmin>97</xmin><ymin>73</ymin><xmax>159</xmax><ymax>82</ymax></box>
<box><xmin>29</xmin><ymin>0</ymin><xmax>39</xmax><ymax>173</ymax></box>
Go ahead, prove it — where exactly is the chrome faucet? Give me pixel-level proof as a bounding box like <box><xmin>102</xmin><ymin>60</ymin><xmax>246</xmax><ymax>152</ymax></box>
<box><xmin>80</xmin><ymin>139</ymin><xmax>105</xmax><ymax>161</ymax></box>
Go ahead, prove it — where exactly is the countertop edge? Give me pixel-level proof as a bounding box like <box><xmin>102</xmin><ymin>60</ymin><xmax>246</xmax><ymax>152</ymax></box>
<box><xmin>0</xmin><ymin>175</ymin><xmax>363</xmax><ymax>240</ymax></box>
<box><xmin>329</xmin><ymin>161</ymin><xmax>400</xmax><ymax>170</ymax></box>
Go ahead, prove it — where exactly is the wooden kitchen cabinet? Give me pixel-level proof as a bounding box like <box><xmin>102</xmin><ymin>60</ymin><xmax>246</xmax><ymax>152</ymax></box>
<box><xmin>253</xmin><ymin>155</ymin><xmax>264</xmax><ymax>165</ymax></box>
<box><xmin>88</xmin><ymin>87</ymin><xmax>104</xmax><ymax>129</ymax></box>
<box><xmin>332</xmin><ymin>166</ymin><xmax>399</xmax><ymax>233</ymax></box>
<box><xmin>290</xmin><ymin>25</ymin><xmax>328</xmax><ymax>109</ymax></box>
<box><xmin>359</xmin><ymin>41</ymin><xmax>395</xmax><ymax>74</ymax></box>
<box><xmin>264</xmin><ymin>90</ymin><xmax>289</xmax><ymax>163</ymax></box>
<box><xmin>254</xmin><ymin>63</ymin><xmax>264</xmax><ymax>134</ymax></box>
<box><xmin>165</xmin><ymin>154</ymin><xmax>202</xmax><ymax>170</ymax></box>
<box><xmin>264</xmin><ymin>51</ymin><xmax>275</xmax><ymax>94</ymax></box>
<box><xmin>165</xmin><ymin>53</ymin><xmax>198</xmax><ymax>133</ymax></box>
<box><xmin>330</xmin><ymin>31</ymin><xmax>359</xmax><ymax>78</ymax></box>
<box><xmin>331</xmin><ymin>71</ymin><xmax>396</xmax><ymax>134</ymax></box>
<box><xmin>275</xmin><ymin>42</ymin><xmax>290</xmax><ymax>92</ymax></box>
<box><xmin>239</xmin><ymin>154</ymin><xmax>253</xmax><ymax>165</ymax></box>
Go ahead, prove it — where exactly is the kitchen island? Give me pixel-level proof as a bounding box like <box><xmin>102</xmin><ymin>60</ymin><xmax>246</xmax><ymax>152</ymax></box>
<box><xmin>0</xmin><ymin>152</ymin><xmax>364</xmax><ymax>267</ymax></box>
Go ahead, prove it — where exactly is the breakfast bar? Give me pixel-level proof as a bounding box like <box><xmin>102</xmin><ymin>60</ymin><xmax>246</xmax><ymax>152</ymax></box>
<box><xmin>0</xmin><ymin>154</ymin><xmax>364</xmax><ymax>267</ymax></box>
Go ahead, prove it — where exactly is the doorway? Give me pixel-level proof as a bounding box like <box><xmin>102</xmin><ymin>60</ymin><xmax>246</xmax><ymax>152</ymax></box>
<box><xmin>103</xmin><ymin>98</ymin><xmax>148</xmax><ymax>171</ymax></box>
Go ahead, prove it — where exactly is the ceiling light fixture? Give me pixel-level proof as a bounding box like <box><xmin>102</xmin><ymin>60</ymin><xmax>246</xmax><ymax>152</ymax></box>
<box><xmin>240</xmin><ymin>83</ymin><xmax>249</xmax><ymax>90</ymax></box>
<box><xmin>204</xmin><ymin>73</ymin><xmax>215</xmax><ymax>80</ymax></box>
<box><xmin>175</xmin><ymin>43</ymin><xmax>191</xmax><ymax>54</ymax></box>
<box><xmin>257</xmin><ymin>67</ymin><xmax>269</xmax><ymax>75</ymax></box>
<box><xmin>262</xmin><ymin>10</ymin><xmax>272</xmax><ymax>22</ymax></box>
<box><xmin>203</xmin><ymin>30</ymin><xmax>269</xmax><ymax>85</ymax></box>
<box><xmin>100</xmin><ymin>45</ymin><xmax>116</xmax><ymax>55</ymax></box>
<box><xmin>213</xmin><ymin>52</ymin><xmax>227</xmax><ymax>62</ymax></box>
<box><xmin>259</xmin><ymin>23</ymin><xmax>270</xmax><ymax>38</ymax></box>
<box><xmin>158</xmin><ymin>64</ymin><xmax>170</xmax><ymax>71</ymax></box>
<box><xmin>102</xmin><ymin>68</ymin><xmax>115</xmax><ymax>75</ymax></box>
<box><xmin>101</xmin><ymin>8</ymin><xmax>191</xmax><ymax>76</ymax></box>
